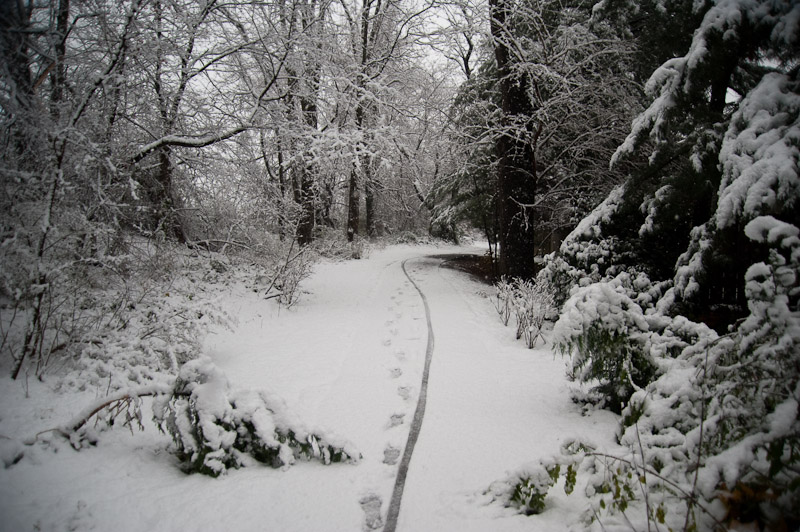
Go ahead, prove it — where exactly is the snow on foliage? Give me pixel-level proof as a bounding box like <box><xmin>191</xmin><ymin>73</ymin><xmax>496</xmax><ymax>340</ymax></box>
<box><xmin>612</xmin><ymin>0</ymin><xmax>800</xmax><ymax>166</ymax></box>
<box><xmin>523</xmin><ymin>1</ymin><xmax>800</xmax><ymax>527</ymax></box>
<box><xmin>492</xmin><ymin>277</ymin><xmax>556</xmax><ymax>348</ymax></box>
<box><xmin>14</xmin><ymin>356</ymin><xmax>360</xmax><ymax>478</ymax></box>
<box><xmin>488</xmin><ymin>461</ymin><xmax>557</xmax><ymax>516</ymax></box>
<box><xmin>673</xmin><ymin>72</ymin><xmax>799</xmax><ymax>302</ymax></box>
<box><xmin>487</xmin><ymin>439</ymin><xmax>587</xmax><ymax>516</ymax></box>
<box><xmin>562</xmin><ymin>184</ymin><xmax>626</xmax><ymax>245</ymax></box>
<box><xmin>716</xmin><ymin>72</ymin><xmax>800</xmax><ymax>229</ymax></box>
<box><xmin>155</xmin><ymin>358</ymin><xmax>360</xmax><ymax>477</ymax></box>
<box><xmin>536</xmin><ymin>184</ymin><xmax>637</xmax><ymax>307</ymax></box>
<box><xmin>552</xmin><ymin>274</ymin><xmax>669</xmax><ymax>413</ymax></box>
<box><xmin>613</xmin><ymin>214</ymin><xmax>800</xmax><ymax>527</ymax></box>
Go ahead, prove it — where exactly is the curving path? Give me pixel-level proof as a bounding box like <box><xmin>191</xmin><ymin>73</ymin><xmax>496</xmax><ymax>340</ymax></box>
<box><xmin>382</xmin><ymin>259</ymin><xmax>436</xmax><ymax>532</ymax></box>
<box><xmin>379</xmin><ymin>254</ymin><xmax>613</xmax><ymax>532</ymax></box>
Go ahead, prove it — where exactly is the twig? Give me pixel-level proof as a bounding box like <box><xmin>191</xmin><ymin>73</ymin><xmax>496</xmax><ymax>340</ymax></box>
<box><xmin>589</xmin><ymin>452</ymin><xmax>727</xmax><ymax>530</ymax></box>
<box><xmin>24</xmin><ymin>383</ymin><xmax>175</xmax><ymax>445</ymax></box>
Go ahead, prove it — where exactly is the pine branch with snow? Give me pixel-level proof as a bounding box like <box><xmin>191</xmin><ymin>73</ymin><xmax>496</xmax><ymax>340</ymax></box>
<box><xmin>155</xmin><ymin>359</ymin><xmax>360</xmax><ymax>477</ymax></box>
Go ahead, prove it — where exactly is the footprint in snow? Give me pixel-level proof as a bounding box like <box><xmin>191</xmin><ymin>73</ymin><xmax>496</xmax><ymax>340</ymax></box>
<box><xmin>397</xmin><ymin>386</ymin><xmax>412</xmax><ymax>400</ymax></box>
<box><xmin>388</xmin><ymin>413</ymin><xmax>405</xmax><ymax>427</ymax></box>
<box><xmin>359</xmin><ymin>495</ymin><xmax>384</xmax><ymax>530</ymax></box>
<box><xmin>382</xmin><ymin>338</ymin><xmax>392</xmax><ymax>347</ymax></box>
<box><xmin>390</xmin><ymin>328</ymin><xmax>398</xmax><ymax>336</ymax></box>
<box><xmin>389</xmin><ymin>367</ymin><xmax>402</xmax><ymax>378</ymax></box>
<box><xmin>383</xmin><ymin>446</ymin><xmax>401</xmax><ymax>465</ymax></box>
<box><xmin>394</xmin><ymin>351</ymin><xmax>405</xmax><ymax>361</ymax></box>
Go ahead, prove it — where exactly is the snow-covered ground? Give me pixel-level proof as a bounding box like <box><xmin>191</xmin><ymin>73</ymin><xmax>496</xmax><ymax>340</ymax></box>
<box><xmin>0</xmin><ymin>243</ymin><xmax>619</xmax><ymax>531</ymax></box>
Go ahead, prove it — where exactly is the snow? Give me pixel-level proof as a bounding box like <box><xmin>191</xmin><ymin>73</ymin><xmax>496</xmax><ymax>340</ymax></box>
<box><xmin>0</xmin><ymin>243</ymin><xmax>620</xmax><ymax>531</ymax></box>
<box><xmin>717</xmin><ymin>72</ymin><xmax>800</xmax><ymax>229</ymax></box>
<box><xmin>562</xmin><ymin>184</ymin><xmax>625</xmax><ymax>244</ymax></box>
<box><xmin>611</xmin><ymin>0</ymin><xmax>800</xmax><ymax>168</ymax></box>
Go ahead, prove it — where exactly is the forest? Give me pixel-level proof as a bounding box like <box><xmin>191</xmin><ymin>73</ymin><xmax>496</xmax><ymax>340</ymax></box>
<box><xmin>1</xmin><ymin>0</ymin><xmax>798</xmax><ymax>530</ymax></box>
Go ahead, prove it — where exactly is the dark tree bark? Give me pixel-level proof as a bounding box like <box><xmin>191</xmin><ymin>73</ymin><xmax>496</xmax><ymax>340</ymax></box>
<box><xmin>0</xmin><ymin>0</ymin><xmax>34</xmax><ymax>162</ymax></box>
<box><xmin>50</xmin><ymin>0</ymin><xmax>70</xmax><ymax>114</ymax></box>
<box><xmin>347</xmin><ymin>76</ymin><xmax>367</xmax><ymax>242</ymax></box>
<box><xmin>489</xmin><ymin>0</ymin><xmax>538</xmax><ymax>279</ymax></box>
<box><xmin>346</xmin><ymin>165</ymin><xmax>361</xmax><ymax>242</ymax></box>
<box><xmin>296</xmin><ymin>91</ymin><xmax>318</xmax><ymax>246</ymax></box>
<box><xmin>364</xmin><ymin>159</ymin><xmax>378</xmax><ymax>236</ymax></box>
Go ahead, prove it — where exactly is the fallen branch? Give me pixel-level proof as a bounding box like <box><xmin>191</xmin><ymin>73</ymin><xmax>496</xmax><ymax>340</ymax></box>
<box><xmin>24</xmin><ymin>382</ymin><xmax>175</xmax><ymax>444</ymax></box>
<box><xmin>187</xmin><ymin>239</ymin><xmax>252</xmax><ymax>252</ymax></box>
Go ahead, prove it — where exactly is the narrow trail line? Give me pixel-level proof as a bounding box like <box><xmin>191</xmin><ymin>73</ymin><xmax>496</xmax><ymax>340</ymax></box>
<box><xmin>383</xmin><ymin>258</ymin><xmax>436</xmax><ymax>532</ymax></box>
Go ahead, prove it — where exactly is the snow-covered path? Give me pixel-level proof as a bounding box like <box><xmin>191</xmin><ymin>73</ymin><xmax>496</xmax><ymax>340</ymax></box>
<box><xmin>0</xmin><ymin>243</ymin><xmax>619</xmax><ymax>532</ymax></box>
<box><xmin>392</xmin><ymin>254</ymin><xmax>618</xmax><ymax>532</ymax></box>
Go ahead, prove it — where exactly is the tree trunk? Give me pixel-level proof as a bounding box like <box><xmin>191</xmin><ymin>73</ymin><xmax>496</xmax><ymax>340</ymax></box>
<box><xmin>154</xmin><ymin>146</ymin><xmax>185</xmax><ymax>242</ymax></box>
<box><xmin>365</xmin><ymin>162</ymin><xmax>378</xmax><ymax>237</ymax></box>
<box><xmin>346</xmin><ymin>167</ymin><xmax>360</xmax><ymax>242</ymax></box>
<box><xmin>317</xmin><ymin>181</ymin><xmax>335</xmax><ymax>228</ymax></box>
<box><xmin>50</xmin><ymin>0</ymin><xmax>69</xmax><ymax>115</ymax></box>
<box><xmin>296</xmin><ymin>163</ymin><xmax>315</xmax><ymax>246</ymax></box>
<box><xmin>0</xmin><ymin>0</ymin><xmax>34</xmax><ymax>162</ymax></box>
<box><xmin>490</xmin><ymin>0</ymin><xmax>538</xmax><ymax>279</ymax></box>
<box><xmin>295</xmin><ymin>45</ymin><xmax>320</xmax><ymax>246</ymax></box>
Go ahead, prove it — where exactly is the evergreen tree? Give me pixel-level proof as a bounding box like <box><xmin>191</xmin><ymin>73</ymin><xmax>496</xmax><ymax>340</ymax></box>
<box><xmin>608</xmin><ymin>0</ymin><xmax>800</xmax><ymax>327</ymax></box>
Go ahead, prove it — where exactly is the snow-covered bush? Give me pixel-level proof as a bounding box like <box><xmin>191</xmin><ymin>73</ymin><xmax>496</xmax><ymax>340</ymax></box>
<box><xmin>0</xmin><ymin>237</ymin><xmax>233</xmax><ymax>388</ymax></box>
<box><xmin>153</xmin><ymin>359</ymin><xmax>360</xmax><ymax>477</ymax></box>
<box><xmin>488</xmin><ymin>439</ymin><xmax>589</xmax><ymax>515</ymax></box>
<box><xmin>553</xmin><ymin>279</ymin><xmax>657</xmax><ymax>413</ymax></box>
<box><xmin>506</xmin><ymin>463</ymin><xmax>557</xmax><ymax>515</ymax></box>
<box><xmin>492</xmin><ymin>277</ymin><xmax>514</xmax><ymax>326</ymax></box>
<box><xmin>559</xmin><ymin>215</ymin><xmax>800</xmax><ymax>529</ymax></box>
<box><xmin>493</xmin><ymin>277</ymin><xmax>557</xmax><ymax>348</ymax></box>
<box><xmin>512</xmin><ymin>279</ymin><xmax>556</xmax><ymax>349</ymax></box>
<box><xmin>536</xmin><ymin>184</ymin><xmax>651</xmax><ymax>311</ymax></box>
<box><xmin>24</xmin><ymin>359</ymin><xmax>359</xmax><ymax>478</ymax></box>
<box><xmin>614</xmin><ymin>215</ymin><xmax>800</xmax><ymax>527</ymax></box>
<box><xmin>313</xmin><ymin>227</ymin><xmax>370</xmax><ymax>261</ymax></box>
<box><xmin>260</xmin><ymin>239</ymin><xmax>315</xmax><ymax>307</ymax></box>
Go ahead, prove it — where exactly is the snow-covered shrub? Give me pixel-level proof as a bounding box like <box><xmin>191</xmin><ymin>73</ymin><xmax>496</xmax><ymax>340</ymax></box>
<box><xmin>554</xmin><ymin>280</ymin><xmax>656</xmax><ymax>413</ymax></box>
<box><xmin>488</xmin><ymin>438</ymin><xmax>590</xmax><ymax>515</ymax></box>
<box><xmin>495</xmin><ymin>214</ymin><xmax>799</xmax><ymax>528</ymax></box>
<box><xmin>1</xmin><ymin>236</ymin><xmax>232</xmax><ymax>387</ymax></box>
<box><xmin>580</xmin><ymin>449</ymin><xmax>687</xmax><ymax>531</ymax></box>
<box><xmin>535</xmin><ymin>253</ymin><xmax>584</xmax><ymax>310</ymax></box>
<box><xmin>494</xmin><ymin>277</ymin><xmax>557</xmax><ymax>348</ymax></box>
<box><xmin>65</xmin><ymin>243</ymin><xmax>232</xmax><ymax>390</ymax></box>
<box><xmin>154</xmin><ymin>359</ymin><xmax>359</xmax><ymax>477</ymax></box>
<box><xmin>263</xmin><ymin>241</ymin><xmax>314</xmax><ymax>307</ymax></box>
<box><xmin>313</xmin><ymin>227</ymin><xmax>369</xmax><ymax>261</ymax></box>
<box><xmin>508</xmin><ymin>464</ymin><xmax>557</xmax><ymax>515</ymax></box>
<box><xmin>511</xmin><ymin>279</ymin><xmax>556</xmax><ymax>349</ymax></box>
<box><xmin>492</xmin><ymin>276</ymin><xmax>514</xmax><ymax>326</ymax></box>
<box><xmin>594</xmin><ymin>215</ymin><xmax>800</xmax><ymax>529</ymax></box>
<box><xmin>488</xmin><ymin>460</ymin><xmax>558</xmax><ymax>515</ymax></box>
<box><xmin>536</xmin><ymin>184</ymin><xmax>650</xmax><ymax>311</ymax></box>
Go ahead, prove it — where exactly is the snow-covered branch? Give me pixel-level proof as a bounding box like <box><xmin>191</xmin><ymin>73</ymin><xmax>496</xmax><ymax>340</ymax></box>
<box><xmin>130</xmin><ymin>126</ymin><xmax>251</xmax><ymax>163</ymax></box>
